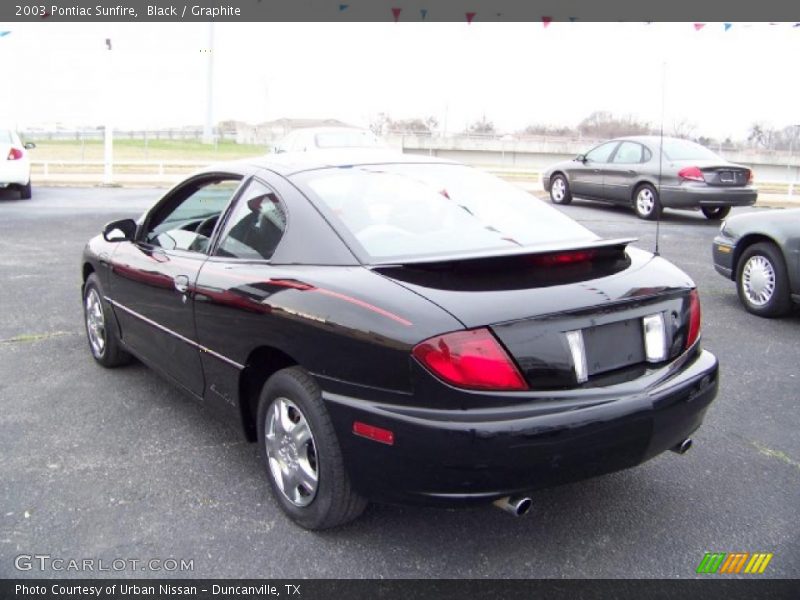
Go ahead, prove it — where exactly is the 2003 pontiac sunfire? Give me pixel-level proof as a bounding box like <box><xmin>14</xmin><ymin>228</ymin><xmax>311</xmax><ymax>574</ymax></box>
<box><xmin>81</xmin><ymin>151</ymin><xmax>719</xmax><ymax>528</ymax></box>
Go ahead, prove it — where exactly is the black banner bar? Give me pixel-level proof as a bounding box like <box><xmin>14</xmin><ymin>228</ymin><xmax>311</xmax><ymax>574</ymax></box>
<box><xmin>2</xmin><ymin>1</ymin><xmax>800</xmax><ymax>22</ymax></box>
<box><xmin>2</xmin><ymin>579</ymin><xmax>799</xmax><ymax>600</ymax></box>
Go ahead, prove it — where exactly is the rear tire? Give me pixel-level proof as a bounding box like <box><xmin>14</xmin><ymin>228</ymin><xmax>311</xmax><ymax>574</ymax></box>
<box><xmin>549</xmin><ymin>174</ymin><xmax>572</xmax><ymax>205</ymax></box>
<box><xmin>736</xmin><ymin>242</ymin><xmax>791</xmax><ymax>318</ymax></box>
<box><xmin>702</xmin><ymin>206</ymin><xmax>730</xmax><ymax>220</ymax></box>
<box><xmin>633</xmin><ymin>184</ymin><xmax>662</xmax><ymax>220</ymax></box>
<box><xmin>83</xmin><ymin>273</ymin><xmax>132</xmax><ymax>367</ymax></box>
<box><xmin>257</xmin><ymin>366</ymin><xmax>367</xmax><ymax>529</ymax></box>
<box><xmin>19</xmin><ymin>181</ymin><xmax>31</xmax><ymax>200</ymax></box>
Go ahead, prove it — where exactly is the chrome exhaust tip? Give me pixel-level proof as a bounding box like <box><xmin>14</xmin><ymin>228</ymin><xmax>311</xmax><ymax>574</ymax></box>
<box><xmin>671</xmin><ymin>438</ymin><xmax>693</xmax><ymax>455</ymax></box>
<box><xmin>492</xmin><ymin>495</ymin><xmax>532</xmax><ymax>517</ymax></box>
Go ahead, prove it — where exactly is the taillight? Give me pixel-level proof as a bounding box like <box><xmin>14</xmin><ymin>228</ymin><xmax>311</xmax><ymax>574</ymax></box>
<box><xmin>6</xmin><ymin>148</ymin><xmax>23</xmax><ymax>161</ymax></box>
<box><xmin>412</xmin><ymin>328</ymin><xmax>528</xmax><ymax>391</ymax></box>
<box><xmin>678</xmin><ymin>166</ymin><xmax>704</xmax><ymax>182</ymax></box>
<box><xmin>686</xmin><ymin>289</ymin><xmax>701</xmax><ymax>349</ymax></box>
<box><xmin>746</xmin><ymin>169</ymin><xmax>753</xmax><ymax>184</ymax></box>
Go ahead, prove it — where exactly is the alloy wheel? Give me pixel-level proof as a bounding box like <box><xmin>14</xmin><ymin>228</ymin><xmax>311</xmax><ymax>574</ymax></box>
<box><xmin>264</xmin><ymin>397</ymin><xmax>319</xmax><ymax>507</ymax></box>
<box><xmin>636</xmin><ymin>188</ymin><xmax>655</xmax><ymax>216</ymax></box>
<box><xmin>85</xmin><ymin>288</ymin><xmax>106</xmax><ymax>357</ymax></box>
<box><xmin>552</xmin><ymin>178</ymin><xmax>566</xmax><ymax>202</ymax></box>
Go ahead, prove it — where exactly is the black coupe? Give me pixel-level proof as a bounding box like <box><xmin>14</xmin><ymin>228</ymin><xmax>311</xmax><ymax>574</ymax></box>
<box><xmin>82</xmin><ymin>151</ymin><xmax>719</xmax><ymax>529</ymax></box>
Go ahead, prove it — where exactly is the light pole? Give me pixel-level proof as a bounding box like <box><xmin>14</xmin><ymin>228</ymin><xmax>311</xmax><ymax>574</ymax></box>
<box><xmin>103</xmin><ymin>37</ymin><xmax>114</xmax><ymax>185</ymax></box>
<box><xmin>787</xmin><ymin>124</ymin><xmax>800</xmax><ymax>199</ymax></box>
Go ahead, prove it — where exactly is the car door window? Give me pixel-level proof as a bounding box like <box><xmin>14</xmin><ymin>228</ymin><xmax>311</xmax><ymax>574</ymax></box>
<box><xmin>215</xmin><ymin>179</ymin><xmax>287</xmax><ymax>260</ymax></box>
<box><xmin>143</xmin><ymin>177</ymin><xmax>241</xmax><ymax>253</ymax></box>
<box><xmin>611</xmin><ymin>142</ymin><xmax>644</xmax><ymax>164</ymax></box>
<box><xmin>584</xmin><ymin>142</ymin><xmax>618</xmax><ymax>164</ymax></box>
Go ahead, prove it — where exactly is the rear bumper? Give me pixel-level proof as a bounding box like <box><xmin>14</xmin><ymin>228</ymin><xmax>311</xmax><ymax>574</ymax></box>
<box><xmin>0</xmin><ymin>161</ymin><xmax>31</xmax><ymax>187</ymax></box>
<box><xmin>660</xmin><ymin>185</ymin><xmax>757</xmax><ymax>209</ymax></box>
<box><xmin>323</xmin><ymin>349</ymin><xmax>719</xmax><ymax>505</ymax></box>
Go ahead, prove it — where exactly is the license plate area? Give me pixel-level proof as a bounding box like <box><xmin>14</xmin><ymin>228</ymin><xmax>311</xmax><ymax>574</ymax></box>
<box><xmin>719</xmin><ymin>171</ymin><xmax>735</xmax><ymax>183</ymax></box>
<box><xmin>583</xmin><ymin>319</ymin><xmax>645</xmax><ymax>376</ymax></box>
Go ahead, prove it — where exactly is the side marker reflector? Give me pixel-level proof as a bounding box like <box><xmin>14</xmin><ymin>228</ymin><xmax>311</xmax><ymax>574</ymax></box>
<box><xmin>353</xmin><ymin>421</ymin><xmax>395</xmax><ymax>446</ymax></box>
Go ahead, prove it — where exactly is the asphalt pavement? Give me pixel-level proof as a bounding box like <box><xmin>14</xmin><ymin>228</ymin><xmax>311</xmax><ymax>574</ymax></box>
<box><xmin>0</xmin><ymin>186</ymin><xmax>798</xmax><ymax>579</ymax></box>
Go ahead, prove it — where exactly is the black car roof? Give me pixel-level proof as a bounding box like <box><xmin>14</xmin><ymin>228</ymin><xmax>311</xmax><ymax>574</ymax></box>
<box><xmin>206</xmin><ymin>149</ymin><xmax>457</xmax><ymax>178</ymax></box>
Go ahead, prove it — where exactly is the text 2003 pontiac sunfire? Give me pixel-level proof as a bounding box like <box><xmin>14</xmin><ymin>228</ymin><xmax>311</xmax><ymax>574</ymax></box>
<box><xmin>82</xmin><ymin>151</ymin><xmax>719</xmax><ymax>528</ymax></box>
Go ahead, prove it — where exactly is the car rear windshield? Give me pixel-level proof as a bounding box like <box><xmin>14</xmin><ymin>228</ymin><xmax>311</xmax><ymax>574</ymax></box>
<box><xmin>297</xmin><ymin>163</ymin><xmax>597</xmax><ymax>262</ymax></box>
<box><xmin>661</xmin><ymin>139</ymin><xmax>719</xmax><ymax>161</ymax></box>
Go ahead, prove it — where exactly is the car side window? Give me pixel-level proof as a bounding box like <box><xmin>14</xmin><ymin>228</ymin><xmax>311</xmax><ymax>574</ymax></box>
<box><xmin>585</xmin><ymin>142</ymin><xmax>618</xmax><ymax>164</ymax></box>
<box><xmin>144</xmin><ymin>177</ymin><xmax>241</xmax><ymax>253</ymax></box>
<box><xmin>612</xmin><ymin>142</ymin><xmax>644</xmax><ymax>164</ymax></box>
<box><xmin>215</xmin><ymin>179</ymin><xmax>287</xmax><ymax>261</ymax></box>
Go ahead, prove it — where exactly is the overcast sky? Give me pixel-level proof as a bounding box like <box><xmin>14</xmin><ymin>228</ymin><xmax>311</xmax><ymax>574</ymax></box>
<box><xmin>1</xmin><ymin>22</ymin><xmax>798</xmax><ymax>139</ymax></box>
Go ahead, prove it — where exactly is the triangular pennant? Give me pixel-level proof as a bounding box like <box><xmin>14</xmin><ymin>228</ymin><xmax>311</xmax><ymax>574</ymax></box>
<box><xmin>542</xmin><ymin>16</ymin><xmax>552</xmax><ymax>28</ymax></box>
<box><xmin>392</xmin><ymin>7</ymin><xmax>401</xmax><ymax>22</ymax></box>
<box><xmin>724</xmin><ymin>23</ymin><xmax>732</xmax><ymax>31</ymax></box>
<box><xmin>420</xmin><ymin>9</ymin><xmax>427</xmax><ymax>20</ymax></box>
<box><xmin>466</xmin><ymin>12</ymin><xmax>476</xmax><ymax>24</ymax></box>
<box><xmin>693</xmin><ymin>23</ymin><xmax>706</xmax><ymax>31</ymax></box>
<box><xmin>0</xmin><ymin>31</ymin><xmax>10</xmax><ymax>37</ymax></box>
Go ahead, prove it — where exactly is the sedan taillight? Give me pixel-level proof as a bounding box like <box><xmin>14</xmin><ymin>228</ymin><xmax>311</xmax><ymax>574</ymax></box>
<box><xmin>7</xmin><ymin>148</ymin><xmax>23</xmax><ymax>161</ymax></box>
<box><xmin>686</xmin><ymin>289</ymin><xmax>702</xmax><ymax>349</ymax></box>
<box><xmin>678</xmin><ymin>166</ymin><xmax>704</xmax><ymax>182</ymax></box>
<box><xmin>746</xmin><ymin>169</ymin><xmax>754</xmax><ymax>184</ymax></box>
<box><xmin>413</xmin><ymin>328</ymin><xmax>528</xmax><ymax>391</ymax></box>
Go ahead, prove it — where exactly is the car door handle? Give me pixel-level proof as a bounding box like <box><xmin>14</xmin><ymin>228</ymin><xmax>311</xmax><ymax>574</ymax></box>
<box><xmin>174</xmin><ymin>275</ymin><xmax>190</xmax><ymax>294</ymax></box>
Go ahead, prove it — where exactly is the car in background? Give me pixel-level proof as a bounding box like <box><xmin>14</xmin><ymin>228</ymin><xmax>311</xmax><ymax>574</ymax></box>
<box><xmin>81</xmin><ymin>151</ymin><xmax>718</xmax><ymax>529</ymax></box>
<box><xmin>0</xmin><ymin>129</ymin><xmax>35</xmax><ymax>199</ymax></box>
<box><xmin>542</xmin><ymin>136</ymin><xmax>757</xmax><ymax>221</ymax></box>
<box><xmin>713</xmin><ymin>208</ymin><xmax>799</xmax><ymax>317</ymax></box>
<box><xmin>273</xmin><ymin>127</ymin><xmax>386</xmax><ymax>154</ymax></box>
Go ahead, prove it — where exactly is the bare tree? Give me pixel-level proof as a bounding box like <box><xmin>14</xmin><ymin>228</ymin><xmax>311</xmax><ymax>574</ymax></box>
<box><xmin>671</xmin><ymin>118</ymin><xmax>697</xmax><ymax>139</ymax></box>
<box><xmin>466</xmin><ymin>115</ymin><xmax>495</xmax><ymax>135</ymax></box>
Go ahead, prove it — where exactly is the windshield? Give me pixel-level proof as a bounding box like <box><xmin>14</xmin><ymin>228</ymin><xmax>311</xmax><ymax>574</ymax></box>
<box><xmin>297</xmin><ymin>164</ymin><xmax>597</xmax><ymax>262</ymax></box>
<box><xmin>661</xmin><ymin>139</ymin><xmax>719</xmax><ymax>161</ymax></box>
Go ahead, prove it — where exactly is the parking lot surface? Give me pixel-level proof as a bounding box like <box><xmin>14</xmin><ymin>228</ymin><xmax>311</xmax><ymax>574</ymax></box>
<box><xmin>1</xmin><ymin>186</ymin><xmax>798</xmax><ymax>578</ymax></box>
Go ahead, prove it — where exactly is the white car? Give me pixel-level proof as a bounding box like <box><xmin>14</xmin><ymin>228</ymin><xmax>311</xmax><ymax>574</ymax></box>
<box><xmin>273</xmin><ymin>127</ymin><xmax>386</xmax><ymax>154</ymax></box>
<box><xmin>0</xmin><ymin>129</ymin><xmax>34</xmax><ymax>199</ymax></box>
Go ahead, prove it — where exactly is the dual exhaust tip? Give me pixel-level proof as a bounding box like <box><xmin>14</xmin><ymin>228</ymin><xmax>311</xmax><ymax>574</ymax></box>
<box><xmin>492</xmin><ymin>438</ymin><xmax>692</xmax><ymax>517</ymax></box>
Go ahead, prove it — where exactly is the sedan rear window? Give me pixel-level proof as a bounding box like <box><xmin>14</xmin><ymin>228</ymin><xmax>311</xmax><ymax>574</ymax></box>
<box><xmin>661</xmin><ymin>139</ymin><xmax>719</xmax><ymax>161</ymax></box>
<box><xmin>298</xmin><ymin>164</ymin><xmax>596</xmax><ymax>262</ymax></box>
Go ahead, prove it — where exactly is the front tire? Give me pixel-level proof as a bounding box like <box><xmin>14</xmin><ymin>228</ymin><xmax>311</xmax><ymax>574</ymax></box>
<box><xmin>702</xmin><ymin>206</ymin><xmax>730</xmax><ymax>220</ymax></box>
<box><xmin>549</xmin><ymin>174</ymin><xmax>572</xmax><ymax>205</ymax></box>
<box><xmin>83</xmin><ymin>273</ymin><xmax>132</xmax><ymax>367</ymax></box>
<box><xmin>257</xmin><ymin>366</ymin><xmax>367</xmax><ymax>529</ymax></box>
<box><xmin>633</xmin><ymin>184</ymin><xmax>662</xmax><ymax>220</ymax></box>
<box><xmin>19</xmin><ymin>181</ymin><xmax>32</xmax><ymax>200</ymax></box>
<box><xmin>736</xmin><ymin>242</ymin><xmax>791</xmax><ymax>317</ymax></box>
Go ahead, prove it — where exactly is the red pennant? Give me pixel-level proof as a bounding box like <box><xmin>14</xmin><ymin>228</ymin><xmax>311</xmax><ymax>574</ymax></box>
<box><xmin>466</xmin><ymin>12</ymin><xmax>476</xmax><ymax>24</ymax></box>
<box><xmin>391</xmin><ymin>7</ymin><xmax>401</xmax><ymax>22</ymax></box>
<box><xmin>693</xmin><ymin>23</ymin><xmax>706</xmax><ymax>31</ymax></box>
<box><xmin>542</xmin><ymin>16</ymin><xmax>552</xmax><ymax>28</ymax></box>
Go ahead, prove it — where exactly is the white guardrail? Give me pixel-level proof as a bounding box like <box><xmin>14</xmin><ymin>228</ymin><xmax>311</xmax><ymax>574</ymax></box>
<box><xmin>30</xmin><ymin>160</ymin><xmax>799</xmax><ymax>198</ymax></box>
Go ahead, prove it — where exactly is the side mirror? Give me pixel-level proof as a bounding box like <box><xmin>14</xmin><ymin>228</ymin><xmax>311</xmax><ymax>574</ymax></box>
<box><xmin>24</xmin><ymin>142</ymin><xmax>36</xmax><ymax>150</ymax></box>
<box><xmin>575</xmin><ymin>154</ymin><xmax>587</xmax><ymax>163</ymax></box>
<box><xmin>103</xmin><ymin>218</ymin><xmax>137</xmax><ymax>242</ymax></box>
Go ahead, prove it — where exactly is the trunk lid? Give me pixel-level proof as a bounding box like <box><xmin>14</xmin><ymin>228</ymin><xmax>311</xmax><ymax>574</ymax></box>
<box><xmin>376</xmin><ymin>241</ymin><xmax>696</xmax><ymax>389</ymax></box>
